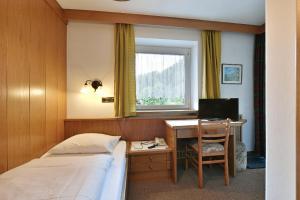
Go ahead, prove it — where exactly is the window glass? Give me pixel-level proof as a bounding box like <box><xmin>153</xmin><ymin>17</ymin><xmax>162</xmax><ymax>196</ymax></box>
<box><xmin>136</xmin><ymin>53</ymin><xmax>186</xmax><ymax>108</ymax></box>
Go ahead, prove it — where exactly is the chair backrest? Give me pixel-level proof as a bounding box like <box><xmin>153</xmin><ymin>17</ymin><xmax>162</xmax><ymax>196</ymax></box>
<box><xmin>197</xmin><ymin>119</ymin><xmax>231</xmax><ymax>155</ymax></box>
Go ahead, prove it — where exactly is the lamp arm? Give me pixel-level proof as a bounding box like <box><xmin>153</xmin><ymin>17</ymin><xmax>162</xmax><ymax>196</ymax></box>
<box><xmin>85</xmin><ymin>80</ymin><xmax>93</xmax><ymax>85</ymax></box>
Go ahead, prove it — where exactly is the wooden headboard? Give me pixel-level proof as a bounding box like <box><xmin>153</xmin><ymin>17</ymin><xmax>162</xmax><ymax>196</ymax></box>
<box><xmin>64</xmin><ymin>116</ymin><xmax>196</xmax><ymax>141</ymax></box>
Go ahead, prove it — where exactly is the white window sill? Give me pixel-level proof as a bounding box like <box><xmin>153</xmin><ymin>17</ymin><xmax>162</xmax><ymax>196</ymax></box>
<box><xmin>135</xmin><ymin>110</ymin><xmax>198</xmax><ymax>119</ymax></box>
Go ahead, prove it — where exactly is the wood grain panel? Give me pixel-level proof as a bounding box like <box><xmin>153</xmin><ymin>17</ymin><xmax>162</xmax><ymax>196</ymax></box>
<box><xmin>0</xmin><ymin>0</ymin><xmax>8</xmax><ymax>173</ymax></box>
<box><xmin>0</xmin><ymin>0</ymin><xmax>67</xmax><ymax>173</ymax></box>
<box><xmin>65</xmin><ymin>119</ymin><xmax>121</xmax><ymax>139</ymax></box>
<box><xmin>65</xmin><ymin>118</ymin><xmax>168</xmax><ymax>141</ymax></box>
<box><xmin>165</xmin><ymin>126</ymin><xmax>177</xmax><ymax>183</ymax></box>
<box><xmin>176</xmin><ymin>129</ymin><xmax>197</xmax><ymax>138</ymax></box>
<box><xmin>43</xmin><ymin>0</ymin><xmax>66</xmax><ymax>24</ymax></box>
<box><xmin>120</xmin><ymin>118</ymin><xmax>166</xmax><ymax>141</ymax></box>
<box><xmin>130</xmin><ymin>154</ymin><xmax>168</xmax><ymax>163</ymax></box>
<box><xmin>129</xmin><ymin>170</ymin><xmax>172</xmax><ymax>181</ymax></box>
<box><xmin>65</xmin><ymin>117</ymin><xmax>198</xmax><ymax>141</ymax></box>
<box><xmin>64</xmin><ymin>9</ymin><xmax>263</xmax><ymax>34</ymax></box>
<box><xmin>29</xmin><ymin>0</ymin><xmax>47</xmax><ymax>158</ymax></box>
<box><xmin>7</xmin><ymin>0</ymin><xmax>31</xmax><ymax>169</ymax></box>
<box><xmin>57</xmin><ymin>19</ymin><xmax>67</xmax><ymax>143</ymax></box>
<box><xmin>45</xmin><ymin>8</ymin><xmax>59</xmax><ymax>149</ymax></box>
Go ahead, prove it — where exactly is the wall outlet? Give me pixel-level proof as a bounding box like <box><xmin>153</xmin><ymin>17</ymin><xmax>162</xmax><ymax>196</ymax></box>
<box><xmin>102</xmin><ymin>97</ymin><xmax>114</xmax><ymax>103</ymax></box>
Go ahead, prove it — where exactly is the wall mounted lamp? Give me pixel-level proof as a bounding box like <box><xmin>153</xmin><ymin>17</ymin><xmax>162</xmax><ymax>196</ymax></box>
<box><xmin>81</xmin><ymin>79</ymin><xmax>103</xmax><ymax>95</ymax></box>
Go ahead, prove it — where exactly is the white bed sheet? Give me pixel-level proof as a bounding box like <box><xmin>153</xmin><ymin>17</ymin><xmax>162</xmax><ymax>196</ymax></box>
<box><xmin>43</xmin><ymin>140</ymin><xmax>127</xmax><ymax>200</ymax></box>
<box><xmin>0</xmin><ymin>155</ymin><xmax>113</xmax><ymax>200</ymax></box>
<box><xmin>99</xmin><ymin>141</ymin><xmax>127</xmax><ymax>200</ymax></box>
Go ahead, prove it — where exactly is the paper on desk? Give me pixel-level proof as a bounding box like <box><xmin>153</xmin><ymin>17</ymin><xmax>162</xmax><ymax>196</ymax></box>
<box><xmin>131</xmin><ymin>141</ymin><xmax>168</xmax><ymax>151</ymax></box>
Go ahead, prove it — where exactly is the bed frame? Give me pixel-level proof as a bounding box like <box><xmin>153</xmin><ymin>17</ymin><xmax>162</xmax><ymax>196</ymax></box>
<box><xmin>121</xmin><ymin>158</ymin><xmax>129</xmax><ymax>200</ymax></box>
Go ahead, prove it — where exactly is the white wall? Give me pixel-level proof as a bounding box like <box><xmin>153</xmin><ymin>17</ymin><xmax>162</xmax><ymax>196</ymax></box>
<box><xmin>67</xmin><ymin>22</ymin><xmax>115</xmax><ymax>118</ymax></box>
<box><xmin>266</xmin><ymin>0</ymin><xmax>296</xmax><ymax>199</ymax></box>
<box><xmin>67</xmin><ymin>22</ymin><xmax>255</xmax><ymax>150</ymax></box>
<box><xmin>221</xmin><ymin>32</ymin><xmax>255</xmax><ymax>150</ymax></box>
<box><xmin>67</xmin><ymin>23</ymin><xmax>202</xmax><ymax>118</ymax></box>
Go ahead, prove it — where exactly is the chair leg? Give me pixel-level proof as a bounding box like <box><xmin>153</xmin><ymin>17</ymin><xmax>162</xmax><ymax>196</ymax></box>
<box><xmin>198</xmin><ymin>158</ymin><xmax>203</xmax><ymax>188</ymax></box>
<box><xmin>224</xmin><ymin>159</ymin><xmax>229</xmax><ymax>186</ymax></box>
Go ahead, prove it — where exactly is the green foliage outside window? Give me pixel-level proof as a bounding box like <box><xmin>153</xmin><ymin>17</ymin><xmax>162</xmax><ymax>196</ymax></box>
<box><xmin>137</xmin><ymin>97</ymin><xmax>184</xmax><ymax>106</ymax></box>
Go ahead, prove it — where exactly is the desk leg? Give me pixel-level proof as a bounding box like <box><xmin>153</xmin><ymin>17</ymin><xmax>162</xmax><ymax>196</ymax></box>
<box><xmin>228</xmin><ymin>127</ymin><xmax>236</xmax><ymax>177</ymax></box>
<box><xmin>166</xmin><ymin>126</ymin><xmax>177</xmax><ymax>183</ymax></box>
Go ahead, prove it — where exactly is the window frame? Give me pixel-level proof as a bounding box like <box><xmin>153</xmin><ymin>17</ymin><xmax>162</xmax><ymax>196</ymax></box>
<box><xmin>135</xmin><ymin>45</ymin><xmax>192</xmax><ymax>111</ymax></box>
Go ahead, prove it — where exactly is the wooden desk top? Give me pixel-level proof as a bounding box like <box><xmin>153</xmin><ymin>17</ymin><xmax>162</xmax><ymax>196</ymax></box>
<box><xmin>165</xmin><ymin>119</ymin><xmax>247</xmax><ymax>129</ymax></box>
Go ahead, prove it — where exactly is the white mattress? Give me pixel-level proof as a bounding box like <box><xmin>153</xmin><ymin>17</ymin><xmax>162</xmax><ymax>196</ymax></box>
<box><xmin>99</xmin><ymin>140</ymin><xmax>127</xmax><ymax>200</ymax></box>
<box><xmin>0</xmin><ymin>154</ymin><xmax>113</xmax><ymax>200</ymax></box>
<box><xmin>0</xmin><ymin>141</ymin><xmax>127</xmax><ymax>200</ymax></box>
<box><xmin>43</xmin><ymin>140</ymin><xmax>127</xmax><ymax>200</ymax></box>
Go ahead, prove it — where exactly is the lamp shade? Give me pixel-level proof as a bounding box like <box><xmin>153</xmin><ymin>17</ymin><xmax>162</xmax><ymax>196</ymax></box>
<box><xmin>80</xmin><ymin>79</ymin><xmax>103</xmax><ymax>95</ymax></box>
<box><xmin>80</xmin><ymin>83</ymin><xmax>93</xmax><ymax>95</ymax></box>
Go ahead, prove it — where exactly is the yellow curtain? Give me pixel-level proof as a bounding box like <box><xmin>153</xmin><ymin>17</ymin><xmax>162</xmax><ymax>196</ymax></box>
<box><xmin>114</xmin><ymin>24</ymin><xmax>136</xmax><ymax>117</ymax></box>
<box><xmin>201</xmin><ymin>30</ymin><xmax>221</xmax><ymax>99</ymax></box>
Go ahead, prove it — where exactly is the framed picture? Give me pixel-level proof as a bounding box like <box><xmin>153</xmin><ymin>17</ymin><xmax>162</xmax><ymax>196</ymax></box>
<box><xmin>221</xmin><ymin>64</ymin><xmax>243</xmax><ymax>84</ymax></box>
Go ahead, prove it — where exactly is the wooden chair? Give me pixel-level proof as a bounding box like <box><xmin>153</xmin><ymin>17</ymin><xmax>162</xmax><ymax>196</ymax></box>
<box><xmin>185</xmin><ymin>119</ymin><xmax>231</xmax><ymax>188</ymax></box>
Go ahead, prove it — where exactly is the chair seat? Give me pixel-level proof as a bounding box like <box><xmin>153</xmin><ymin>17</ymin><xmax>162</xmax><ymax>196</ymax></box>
<box><xmin>191</xmin><ymin>142</ymin><xmax>224</xmax><ymax>153</ymax></box>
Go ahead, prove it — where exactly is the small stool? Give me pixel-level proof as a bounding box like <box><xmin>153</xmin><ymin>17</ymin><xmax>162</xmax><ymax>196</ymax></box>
<box><xmin>236</xmin><ymin>142</ymin><xmax>247</xmax><ymax>171</ymax></box>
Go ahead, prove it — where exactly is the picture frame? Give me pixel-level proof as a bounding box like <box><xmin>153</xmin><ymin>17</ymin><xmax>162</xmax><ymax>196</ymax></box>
<box><xmin>221</xmin><ymin>64</ymin><xmax>243</xmax><ymax>84</ymax></box>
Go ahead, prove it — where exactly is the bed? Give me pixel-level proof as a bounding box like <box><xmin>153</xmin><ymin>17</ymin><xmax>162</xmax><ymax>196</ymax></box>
<box><xmin>0</xmin><ymin>134</ymin><xmax>127</xmax><ymax>200</ymax></box>
<box><xmin>99</xmin><ymin>141</ymin><xmax>127</xmax><ymax>200</ymax></box>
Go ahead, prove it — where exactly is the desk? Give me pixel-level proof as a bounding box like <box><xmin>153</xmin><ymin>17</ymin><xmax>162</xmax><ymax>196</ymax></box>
<box><xmin>165</xmin><ymin>119</ymin><xmax>246</xmax><ymax>183</ymax></box>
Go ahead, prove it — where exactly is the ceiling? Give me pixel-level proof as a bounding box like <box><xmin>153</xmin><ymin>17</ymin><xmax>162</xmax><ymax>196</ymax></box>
<box><xmin>57</xmin><ymin>0</ymin><xmax>265</xmax><ymax>26</ymax></box>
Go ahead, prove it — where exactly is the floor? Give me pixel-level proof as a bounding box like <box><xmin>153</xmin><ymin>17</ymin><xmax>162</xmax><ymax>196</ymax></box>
<box><xmin>128</xmin><ymin>166</ymin><xmax>265</xmax><ymax>200</ymax></box>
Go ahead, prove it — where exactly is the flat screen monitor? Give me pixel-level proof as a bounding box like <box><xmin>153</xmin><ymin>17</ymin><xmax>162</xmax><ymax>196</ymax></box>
<box><xmin>198</xmin><ymin>98</ymin><xmax>239</xmax><ymax>121</ymax></box>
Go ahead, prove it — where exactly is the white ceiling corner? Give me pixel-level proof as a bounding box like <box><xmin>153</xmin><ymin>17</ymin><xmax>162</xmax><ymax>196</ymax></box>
<box><xmin>57</xmin><ymin>0</ymin><xmax>265</xmax><ymax>25</ymax></box>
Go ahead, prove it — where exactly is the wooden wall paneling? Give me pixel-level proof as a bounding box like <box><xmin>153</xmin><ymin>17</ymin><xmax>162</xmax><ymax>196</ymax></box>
<box><xmin>43</xmin><ymin>0</ymin><xmax>66</xmax><ymax>24</ymax></box>
<box><xmin>0</xmin><ymin>0</ymin><xmax>66</xmax><ymax>173</ymax></box>
<box><xmin>64</xmin><ymin>9</ymin><xmax>263</xmax><ymax>34</ymax></box>
<box><xmin>29</xmin><ymin>0</ymin><xmax>47</xmax><ymax>158</ymax></box>
<box><xmin>64</xmin><ymin>118</ymin><xmax>168</xmax><ymax>141</ymax></box>
<box><xmin>57</xmin><ymin>18</ymin><xmax>67</xmax><ymax>142</ymax></box>
<box><xmin>120</xmin><ymin>118</ymin><xmax>166</xmax><ymax>141</ymax></box>
<box><xmin>6</xmin><ymin>0</ymin><xmax>31</xmax><ymax>169</ymax></box>
<box><xmin>45</xmin><ymin>8</ymin><xmax>59</xmax><ymax>149</ymax></box>
<box><xmin>62</xmin><ymin>25</ymin><xmax>67</xmax><ymax>141</ymax></box>
<box><xmin>0</xmin><ymin>0</ymin><xmax>8</xmax><ymax>173</ymax></box>
<box><xmin>64</xmin><ymin>119</ymin><xmax>121</xmax><ymax>139</ymax></box>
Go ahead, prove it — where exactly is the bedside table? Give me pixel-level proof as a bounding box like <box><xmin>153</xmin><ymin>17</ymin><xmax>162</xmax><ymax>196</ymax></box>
<box><xmin>127</xmin><ymin>141</ymin><xmax>173</xmax><ymax>181</ymax></box>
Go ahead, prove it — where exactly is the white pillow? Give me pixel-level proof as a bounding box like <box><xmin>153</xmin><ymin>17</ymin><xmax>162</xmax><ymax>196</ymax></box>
<box><xmin>48</xmin><ymin>133</ymin><xmax>121</xmax><ymax>155</ymax></box>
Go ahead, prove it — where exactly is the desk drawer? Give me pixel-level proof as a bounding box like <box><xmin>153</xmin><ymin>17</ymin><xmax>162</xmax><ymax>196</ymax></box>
<box><xmin>176</xmin><ymin>129</ymin><xmax>197</xmax><ymax>138</ymax></box>
<box><xmin>131</xmin><ymin>161</ymin><xmax>171</xmax><ymax>172</ymax></box>
<box><xmin>131</xmin><ymin>154</ymin><xmax>169</xmax><ymax>163</ymax></box>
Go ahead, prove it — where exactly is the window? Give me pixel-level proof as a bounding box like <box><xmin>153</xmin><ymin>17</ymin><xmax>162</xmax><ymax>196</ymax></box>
<box><xmin>136</xmin><ymin>45</ymin><xmax>191</xmax><ymax>110</ymax></box>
